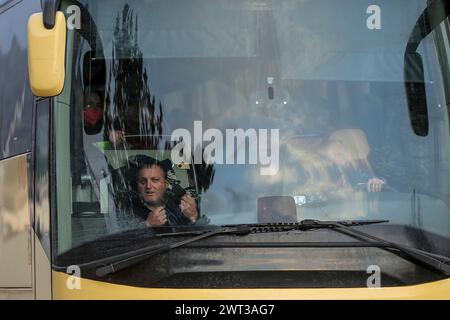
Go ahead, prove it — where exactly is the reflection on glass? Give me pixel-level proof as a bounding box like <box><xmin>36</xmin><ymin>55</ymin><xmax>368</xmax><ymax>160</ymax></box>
<box><xmin>57</xmin><ymin>0</ymin><xmax>450</xmax><ymax>256</ymax></box>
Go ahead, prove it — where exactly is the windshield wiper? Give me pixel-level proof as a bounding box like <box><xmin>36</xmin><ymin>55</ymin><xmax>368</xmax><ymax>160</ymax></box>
<box><xmin>301</xmin><ymin>220</ymin><xmax>450</xmax><ymax>276</ymax></box>
<box><xmin>95</xmin><ymin>225</ymin><xmax>251</xmax><ymax>277</ymax></box>
<box><xmin>87</xmin><ymin>219</ymin><xmax>449</xmax><ymax>277</ymax></box>
<box><xmin>94</xmin><ymin>220</ymin><xmax>387</xmax><ymax>277</ymax></box>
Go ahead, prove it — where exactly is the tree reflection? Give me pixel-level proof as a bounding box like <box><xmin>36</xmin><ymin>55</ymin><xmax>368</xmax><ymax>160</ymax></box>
<box><xmin>104</xmin><ymin>4</ymin><xmax>215</xmax><ymax>224</ymax></box>
<box><xmin>105</xmin><ymin>4</ymin><xmax>163</xmax><ymax>149</ymax></box>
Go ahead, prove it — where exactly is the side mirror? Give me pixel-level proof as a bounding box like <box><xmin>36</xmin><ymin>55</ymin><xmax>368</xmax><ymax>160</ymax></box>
<box><xmin>404</xmin><ymin>52</ymin><xmax>429</xmax><ymax>136</ymax></box>
<box><xmin>28</xmin><ymin>11</ymin><xmax>67</xmax><ymax>97</ymax></box>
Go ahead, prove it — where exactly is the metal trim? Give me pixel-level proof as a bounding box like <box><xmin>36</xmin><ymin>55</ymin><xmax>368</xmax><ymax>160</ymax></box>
<box><xmin>0</xmin><ymin>0</ymin><xmax>22</xmax><ymax>14</ymax></box>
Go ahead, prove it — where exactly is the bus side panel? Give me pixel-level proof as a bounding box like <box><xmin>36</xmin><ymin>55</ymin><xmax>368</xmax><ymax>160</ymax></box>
<box><xmin>0</xmin><ymin>0</ymin><xmax>41</xmax><ymax>299</ymax></box>
<box><xmin>0</xmin><ymin>155</ymin><xmax>32</xmax><ymax>290</ymax></box>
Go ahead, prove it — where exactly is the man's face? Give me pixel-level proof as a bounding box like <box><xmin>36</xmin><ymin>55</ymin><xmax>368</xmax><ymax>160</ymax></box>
<box><xmin>137</xmin><ymin>165</ymin><xmax>169</xmax><ymax>205</ymax></box>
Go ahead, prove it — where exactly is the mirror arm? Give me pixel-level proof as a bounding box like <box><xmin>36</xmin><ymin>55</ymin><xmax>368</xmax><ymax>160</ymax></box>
<box><xmin>403</xmin><ymin>0</ymin><xmax>450</xmax><ymax>137</ymax></box>
<box><xmin>41</xmin><ymin>0</ymin><xmax>62</xmax><ymax>29</ymax></box>
<box><xmin>405</xmin><ymin>0</ymin><xmax>450</xmax><ymax>53</ymax></box>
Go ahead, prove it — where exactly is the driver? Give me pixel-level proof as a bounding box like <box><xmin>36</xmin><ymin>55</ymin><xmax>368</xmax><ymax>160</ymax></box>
<box><xmin>319</xmin><ymin>131</ymin><xmax>385</xmax><ymax>193</ymax></box>
<box><xmin>131</xmin><ymin>155</ymin><xmax>199</xmax><ymax>227</ymax></box>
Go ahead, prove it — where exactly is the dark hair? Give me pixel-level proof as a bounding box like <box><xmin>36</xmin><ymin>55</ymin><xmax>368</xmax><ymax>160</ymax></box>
<box><xmin>129</xmin><ymin>155</ymin><xmax>172</xmax><ymax>180</ymax></box>
<box><xmin>84</xmin><ymin>89</ymin><xmax>104</xmax><ymax>108</ymax></box>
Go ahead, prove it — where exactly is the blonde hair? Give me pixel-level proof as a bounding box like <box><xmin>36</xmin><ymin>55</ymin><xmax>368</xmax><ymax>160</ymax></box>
<box><xmin>328</xmin><ymin>129</ymin><xmax>373</xmax><ymax>173</ymax></box>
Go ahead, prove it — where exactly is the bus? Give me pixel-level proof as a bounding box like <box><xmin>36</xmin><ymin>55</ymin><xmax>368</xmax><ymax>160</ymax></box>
<box><xmin>0</xmin><ymin>0</ymin><xmax>449</xmax><ymax>300</ymax></box>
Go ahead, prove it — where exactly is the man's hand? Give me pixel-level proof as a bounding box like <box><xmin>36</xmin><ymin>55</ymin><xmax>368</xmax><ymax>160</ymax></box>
<box><xmin>180</xmin><ymin>194</ymin><xmax>198</xmax><ymax>223</ymax></box>
<box><xmin>145</xmin><ymin>207</ymin><xmax>167</xmax><ymax>227</ymax></box>
<box><xmin>367</xmin><ymin>178</ymin><xmax>385</xmax><ymax>193</ymax></box>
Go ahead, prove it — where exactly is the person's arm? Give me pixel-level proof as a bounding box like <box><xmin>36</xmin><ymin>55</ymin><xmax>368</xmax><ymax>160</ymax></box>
<box><xmin>366</xmin><ymin>177</ymin><xmax>386</xmax><ymax>193</ymax></box>
<box><xmin>104</xmin><ymin>112</ymin><xmax>126</xmax><ymax>145</ymax></box>
<box><xmin>145</xmin><ymin>207</ymin><xmax>168</xmax><ymax>227</ymax></box>
<box><xmin>180</xmin><ymin>194</ymin><xmax>199</xmax><ymax>224</ymax></box>
<box><xmin>354</xmin><ymin>167</ymin><xmax>385</xmax><ymax>193</ymax></box>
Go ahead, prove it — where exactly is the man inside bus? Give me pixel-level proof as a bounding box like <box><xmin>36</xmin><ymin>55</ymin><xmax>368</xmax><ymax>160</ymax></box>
<box><xmin>130</xmin><ymin>155</ymin><xmax>199</xmax><ymax>227</ymax></box>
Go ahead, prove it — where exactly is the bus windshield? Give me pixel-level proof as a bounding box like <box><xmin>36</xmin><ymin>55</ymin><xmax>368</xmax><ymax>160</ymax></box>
<box><xmin>54</xmin><ymin>0</ymin><xmax>450</xmax><ymax>261</ymax></box>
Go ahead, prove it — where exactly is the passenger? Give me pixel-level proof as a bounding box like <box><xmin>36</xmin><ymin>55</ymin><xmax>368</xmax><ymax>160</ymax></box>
<box><xmin>130</xmin><ymin>155</ymin><xmax>199</xmax><ymax>227</ymax></box>
<box><xmin>83</xmin><ymin>91</ymin><xmax>104</xmax><ymax>135</ymax></box>
<box><xmin>319</xmin><ymin>130</ymin><xmax>385</xmax><ymax>193</ymax></box>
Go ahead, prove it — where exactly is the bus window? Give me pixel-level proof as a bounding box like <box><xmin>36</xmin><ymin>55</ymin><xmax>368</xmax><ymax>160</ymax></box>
<box><xmin>52</xmin><ymin>0</ymin><xmax>450</xmax><ymax>289</ymax></box>
<box><xmin>0</xmin><ymin>0</ymin><xmax>34</xmax><ymax>160</ymax></box>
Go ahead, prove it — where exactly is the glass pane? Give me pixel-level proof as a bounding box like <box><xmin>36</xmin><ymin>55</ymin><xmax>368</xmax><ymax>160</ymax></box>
<box><xmin>56</xmin><ymin>0</ymin><xmax>450</xmax><ymax>258</ymax></box>
<box><xmin>0</xmin><ymin>1</ymin><xmax>39</xmax><ymax>159</ymax></box>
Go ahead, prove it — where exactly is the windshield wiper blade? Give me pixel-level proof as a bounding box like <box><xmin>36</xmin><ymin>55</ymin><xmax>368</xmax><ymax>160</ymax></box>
<box><xmin>95</xmin><ymin>225</ymin><xmax>250</xmax><ymax>277</ymax></box>
<box><xmin>301</xmin><ymin>219</ymin><xmax>450</xmax><ymax>276</ymax></box>
<box><xmin>95</xmin><ymin>220</ymin><xmax>387</xmax><ymax>277</ymax></box>
<box><xmin>93</xmin><ymin>218</ymin><xmax>449</xmax><ymax>278</ymax></box>
<box><xmin>222</xmin><ymin>219</ymin><xmax>389</xmax><ymax>232</ymax></box>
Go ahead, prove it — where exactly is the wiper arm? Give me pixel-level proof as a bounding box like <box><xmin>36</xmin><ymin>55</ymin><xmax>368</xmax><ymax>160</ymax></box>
<box><xmin>89</xmin><ymin>219</ymin><xmax>449</xmax><ymax>277</ymax></box>
<box><xmin>95</xmin><ymin>226</ymin><xmax>250</xmax><ymax>277</ymax></box>
<box><xmin>226</xmin><ymin>220</ymin><xmax>389</xmax><ymax>231</ymax></box>
<box><xmin>301</xmin><ymin>220</ymin><xmax>450</xmax><ymax>276</ymax></box>
<box><xmin>95</xmin><ymin>220</ymin><xmax>387</xmax><ymax>277</ymax></box>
